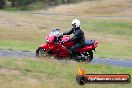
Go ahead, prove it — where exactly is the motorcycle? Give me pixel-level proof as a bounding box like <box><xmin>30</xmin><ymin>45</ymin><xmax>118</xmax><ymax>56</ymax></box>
<box><xmin>36</xmin><ymin>29</ymin><xmax>99</xmax><ymax>62</ymax></box>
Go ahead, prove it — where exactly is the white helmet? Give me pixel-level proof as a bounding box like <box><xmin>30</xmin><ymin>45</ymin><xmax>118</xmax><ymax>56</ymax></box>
<box><xmin>72</xmin><ymin>19</ymin><xmax>80</xmax><ymax>28</ymax></box>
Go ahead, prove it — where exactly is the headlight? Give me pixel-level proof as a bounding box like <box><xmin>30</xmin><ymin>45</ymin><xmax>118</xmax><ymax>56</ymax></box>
<box><xmin>46</xmin><ymin>39</ymin><xmax>49</xmax><ymax>43</ymax></box>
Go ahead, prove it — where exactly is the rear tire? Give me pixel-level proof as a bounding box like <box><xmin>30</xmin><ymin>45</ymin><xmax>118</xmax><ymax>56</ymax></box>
<box><xmin>88</xmin><ymin>50</ymin><xmax>93</xmax><ymax>61</ymax></box>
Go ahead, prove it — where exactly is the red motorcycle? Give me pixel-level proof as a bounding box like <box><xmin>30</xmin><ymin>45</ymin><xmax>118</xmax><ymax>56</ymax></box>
<box><xmin>36</xmin><ymin>29</ymin><xmax>99</xmax><ymax>62</ymax></box>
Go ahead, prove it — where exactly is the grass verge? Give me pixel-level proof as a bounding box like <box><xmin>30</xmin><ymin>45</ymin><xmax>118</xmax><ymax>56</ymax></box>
<box><xmin>0</xmin><ymin>57</ymin><xmax>131</xmax><ymax>88</ymax></box>
<box><xmin>0</xmin><ymin>39</ymin><xmax>39</xmax><ymax>51</ymax></box>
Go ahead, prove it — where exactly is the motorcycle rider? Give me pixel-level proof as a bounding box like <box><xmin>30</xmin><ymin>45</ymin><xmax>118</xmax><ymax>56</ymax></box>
<box><xmin>63</xmin><ymin>19</ymin><xmax>85</xmax><ymax>58</ymax></box>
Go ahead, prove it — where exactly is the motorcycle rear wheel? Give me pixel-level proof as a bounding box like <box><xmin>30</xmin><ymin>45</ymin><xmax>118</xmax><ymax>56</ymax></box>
<box><xmin>75</xmin><ymin>51</ymin><xmax>93</xmax><ymax>62</ymax></box>
<box><xmin>88</xmin><ymin>50</ymin><xmax>93</xmax><ymax>61</ymax></box>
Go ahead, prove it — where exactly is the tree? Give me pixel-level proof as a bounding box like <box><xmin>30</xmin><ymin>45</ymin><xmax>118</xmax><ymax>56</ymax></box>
<box><xmin>10</xmin><ymin>0</ymin><xmax>32</xmax><ymax>7</ymax></box>
<box><xmin>48</xmin><ymin>0</ymin><xmax>57</xmax><ymax>6</ymax></box>
<box><xmin>11</xmin><ymin>0</ymin><xmax>15</xmax><ymax>7</ymax></box>
<box><xmin>0</xmin><ymin>0</ymin><xmax>5</xmax><ymax>9</ymax></box>
<box><xmin>62</xmin><ymin>0</ymin><xmax>71</xmax><ymax>4</ymax></box>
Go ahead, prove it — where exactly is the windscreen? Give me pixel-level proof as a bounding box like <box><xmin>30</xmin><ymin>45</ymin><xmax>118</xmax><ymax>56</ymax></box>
<box><xmin>50</xmin><ymin>29</ymin><xmax>61</xmax><ymax>37</ymax></box>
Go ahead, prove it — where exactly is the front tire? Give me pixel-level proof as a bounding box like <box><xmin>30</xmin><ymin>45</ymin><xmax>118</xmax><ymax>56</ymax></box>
<box><xmin>36</xmin><ymin>47</ymin><xmax>47</xmax><ymax>57</ymax></box>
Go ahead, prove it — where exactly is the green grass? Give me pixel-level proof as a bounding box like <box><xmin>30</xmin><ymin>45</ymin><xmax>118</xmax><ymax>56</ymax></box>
<box><xmin>82</xmin><ymin>19</ymin><xmax>132</xmax><ymax>36</ymax></box>
<box><xmin>81</xmin><ymin>18</ymin><xmax>132</xmax><ymax>59</ymax></box>
<box><xmin>0</xmin><ymin>39</ymin><xmax>39</xmax><ymax>51</ymax></box>
<box><xmin>0</xmin><ymin>58</ymin><xmax>131</xmax><ymax>88</ymax></box>
<box><xmin>95</xmin><ymin>42</ymin><xmax>132</xmax><ymax>59</ymax></box>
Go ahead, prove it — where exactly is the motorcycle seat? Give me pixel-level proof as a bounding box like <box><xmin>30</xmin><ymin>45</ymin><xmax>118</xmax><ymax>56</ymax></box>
<box><xmin>85</xmin><ymin>40</ymin><xmax>95</xmax><ymax>46</ymax></box>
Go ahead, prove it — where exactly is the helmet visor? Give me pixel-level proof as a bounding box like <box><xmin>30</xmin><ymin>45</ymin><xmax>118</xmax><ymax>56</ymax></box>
<box><xmin>72</xmin><ymin>23</ymin><xmax>76</xmax><ymax>28</ymax></box>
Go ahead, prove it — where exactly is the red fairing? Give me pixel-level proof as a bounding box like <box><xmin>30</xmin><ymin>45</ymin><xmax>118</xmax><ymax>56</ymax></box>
<box><xmin>46</xmin><ymin>35</ymin><xmax>55</xmax><ymax>43</ymax></box>
<box><xmin>40</xmin><ymin>44</ymin><xmax>47</xmax><ymax>49</ymax></box>
<box><xmin>51</xmin><ymin>43</ymin><xmax>70</xmax><ymax>57</ymax></box>
<box><xmin>62</xmin><ymin>36</ymin><xmax>74</xmax><ymax>48</ymax></box>
<box><xmin>77</xmin><ymin>41</ymin><xmax>99</xmax><ymax>52</ymax></box>
<box><xmin>61</xmin><ymin>36</ymin><xmax>70</xmax><ymax>42</ymax></box>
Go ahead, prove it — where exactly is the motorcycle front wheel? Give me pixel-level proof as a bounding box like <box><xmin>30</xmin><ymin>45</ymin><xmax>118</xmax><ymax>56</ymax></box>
<box><xmin>36</xmin><ymin>47</ymin><xmax>48</xmax><ymax>57</ymax></box>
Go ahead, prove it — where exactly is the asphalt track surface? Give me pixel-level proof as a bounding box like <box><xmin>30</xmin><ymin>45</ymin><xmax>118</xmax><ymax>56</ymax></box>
<box><xmin>0</xmin><ymin>49</ymin><xmax>132</xmax><ymax>68</ymax></box>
